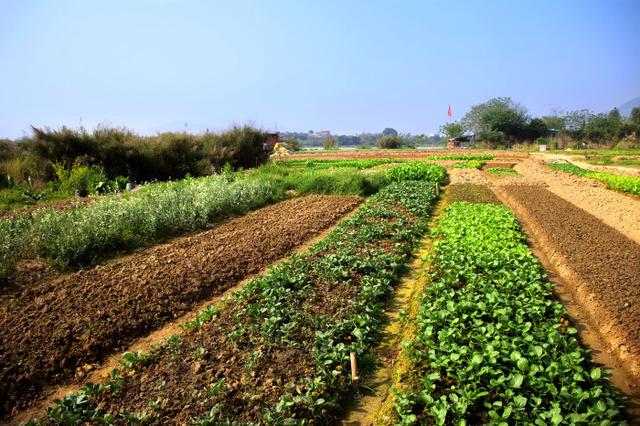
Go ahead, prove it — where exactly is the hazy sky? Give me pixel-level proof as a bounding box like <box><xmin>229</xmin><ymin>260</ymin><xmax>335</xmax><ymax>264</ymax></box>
<box><xmin>1</xmin><ymin>0</ymin><xmax>639</xmax><ymax>138</ymax></box>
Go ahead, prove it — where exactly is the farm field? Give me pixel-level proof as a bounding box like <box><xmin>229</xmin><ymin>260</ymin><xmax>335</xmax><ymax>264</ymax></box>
<box><xmin>1</xmin><ymin>157</ymin><xmax>639</xmax><ymax>424</ymax></box>
<box><xmin>288</xmin><ymin>150</ymin><xmax>529</xmax><ymax>161</ymax></box>
<box><xmin>0</xmin><ymin>194</ymin><xmax>361</xmax><ymax>418</ymax></box>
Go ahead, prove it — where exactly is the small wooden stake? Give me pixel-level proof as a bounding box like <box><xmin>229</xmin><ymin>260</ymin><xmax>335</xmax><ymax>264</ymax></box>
<box><xmin>350</xmin><ymin>351</ymin><xmax>358</xmax><ymax>387</ymax></box>
<box><xmin>435</xmin><ymin>182</ymin><xmax>440</xmax><ymax>196</ymax></box>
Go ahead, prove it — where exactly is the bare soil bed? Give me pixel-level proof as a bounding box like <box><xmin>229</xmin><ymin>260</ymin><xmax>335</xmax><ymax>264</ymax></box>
<box><xmin>0</xmin><ymin>195</ymin><xmax>361</xmax><ymax>418</ymax></box>
<box><xmin>448</xmin><ymin>168</ymin><xmax>490</xmax><ymax>185</ymax></box>
<box><xmin>447</xmin><ymin>184</ymin><xmax>501</xmax><ymax>204</ymax></box>
<box><xmin>508</xmin><ymin>158</ymin><xmax>640</xmax><ymax>244</ymax></box>
<box><xmin>498</xmin><ymin>186</ymin><xmax>640</xmax><ymax>382</ymax></box>
<box><xmin>289</xmin><ymin>150</ymin><xmax>529</xmax><ymax>160</ymax></box>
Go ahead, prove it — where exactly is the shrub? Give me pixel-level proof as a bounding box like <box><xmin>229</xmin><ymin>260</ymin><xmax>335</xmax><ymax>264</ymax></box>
<box><xmin>52</xmin><ymin>163</ymin><xmax>108</xmax><ymax>194</ymax></box>
<box><xmin>377</xmin><ymin>135</ymin><xmax>404</xmax><ymax>149</ymax></box>
<box><xmin>26</xmin><ymin>125</ymin><xmax>271</xmax><ymax>183</ymax></box>
<box><xmin>387</xmin><ymin>162</ymin><xmax>447</xmax><ymax>184</ymax></box>
<box><xmin>323</xmin><ymin>138</ymin><xmax>338</xmax><ymax>150</ymax></box>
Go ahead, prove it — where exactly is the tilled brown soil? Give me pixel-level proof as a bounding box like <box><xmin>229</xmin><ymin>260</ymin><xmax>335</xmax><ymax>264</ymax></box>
<box><xmin>0</xmin><ymin>195</ymin><xmax>361</xmax><ymax>418</ymax></box>
<box><xmin>499</xmin><ymin>186</ymin><xmax>640</xmax><ymax>381</ymax></box>
<box><xmin>508</xmin><ymin>158</ymin><xmax>640</xmax><ymax>244</ymax></box>
<box><xmin>447</xmin><ymin>184</ymin><xmax>501</xmax><ymax>204</ymax></box>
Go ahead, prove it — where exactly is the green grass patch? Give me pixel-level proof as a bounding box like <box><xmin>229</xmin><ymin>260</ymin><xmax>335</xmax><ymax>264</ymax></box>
<box><xmin>487</xmin><ymin>167</ymin><xmax>519</xmax><ymax>176</ymax></box>
<box><xmin>548</xmin><ymin>163</ymin><xmax>640</xmax><ymax>195</ymax></box>
<box><xmin>394</xmin><ymin>202</ymin><xmax>624</xmax><ymax>424</ymax></box>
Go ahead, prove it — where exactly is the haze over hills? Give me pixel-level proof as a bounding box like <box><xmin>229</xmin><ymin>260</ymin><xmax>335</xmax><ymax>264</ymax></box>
<box><xmin>620</xmin><ymin>96</ymin><xmax>640</xmax><ymax>116</ymax></box>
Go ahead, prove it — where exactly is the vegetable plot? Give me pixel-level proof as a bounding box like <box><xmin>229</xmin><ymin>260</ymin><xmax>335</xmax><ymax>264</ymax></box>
<box><xmin>394</xmin><ymin>202</ymin><xmax>624</xmax><ymax>424</ymax></box>
<box><xmin>29</xmin><ymin>181</ymin><xmax>440</xmax><ymax>424</ymax></box>
<box><xmin>387</xmin><ymin>163</ymin><xmax>447</xmax><ymax>184</ymax></box>
<box><xmin>548</xmin><ymin>163</ymin><xmax>640</xmax><ymax>196</ymax></box>
<box><xmin>0</xmin><ymin>175</ymin><xmax>282</xmax><ymax>280</ymax></box>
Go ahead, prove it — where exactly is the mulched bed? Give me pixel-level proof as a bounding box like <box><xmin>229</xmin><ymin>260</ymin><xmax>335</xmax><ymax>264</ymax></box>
<box><xmin>0</xmin><ymin>195</ymin><xmax>361</xmax><ymax>418</ymax></box>
<box><xmin>501</xmin><ymin>186</ymin><xmax>640</xmax><ymax>375</ymax></box>
<box><xmin>447</xmin><ymin>184</ymin><xmax>501</xmax><ymax>204</ymax></box>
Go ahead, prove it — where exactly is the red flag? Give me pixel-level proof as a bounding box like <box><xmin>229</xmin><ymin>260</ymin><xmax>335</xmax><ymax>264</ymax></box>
<box><xmin>447</xmin><ymin>105</ymin><xmax>452</xmax><ymax>118</ymax></box>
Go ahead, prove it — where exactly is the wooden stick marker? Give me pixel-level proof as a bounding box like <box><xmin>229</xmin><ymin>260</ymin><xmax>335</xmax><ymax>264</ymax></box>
<box><xmin>350</xmin><ymin>351</ymin><xmax>359</xmax><ymax>385</ymax></box>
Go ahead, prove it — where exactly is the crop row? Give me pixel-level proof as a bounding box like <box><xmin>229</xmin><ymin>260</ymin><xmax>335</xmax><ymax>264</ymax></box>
<box><xmin>387</xmin><ymin>162</ymin><xmax>447</xmax><ymax>184</ymax></box>
<box><xmin>0</xmin><ymin>174</ymin><xmax>282</xmax><ymax>280</ymax></box>
<box><xmin>547</xmin><ymin>162</ymin><xmax>640</xmax><ymax>195</ymax></box>
<box><xmin>2</xmin><ymin>162</ymin><xmax>439</xmax><ymax>282</ymax></box>
<box><xmin>452</xmin><ymin>160</ymin><xmax>485</xmax><ymax>169</ymax></box>
<box><xmin>280</xmin><ymin>158</ymin><xmax>406</xmax><ymax>169</ymax></box>
<box><xmin>394</xmin><ymin>202</ymin><xmax>623</xmax><ymax>424</ymax></box>
<box><xmin>426</xmin><ymin>154</ymin><xmax>495</xmax><ymax>160</ymax></box>
<box><xmin>29</xmin><ymin>180</ymin><xmax>441</xmax><ymax>424</ymax></box>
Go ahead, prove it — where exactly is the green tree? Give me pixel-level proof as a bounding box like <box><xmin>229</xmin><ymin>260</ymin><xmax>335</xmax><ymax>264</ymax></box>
<box><xmin>461</xmin><ymin>97</ymin><xmax>529</xmax><ymax>145</ymax></box>
<box><xmin>525</xmin><ymin>118</ymin><xmax>549</xmax><ymax>140</ymax></box>
<box><xmin>440</xmin><ymin>122</ymin><xmax>465</xmax><ymax>139</ymax></box>
<box><xmin>630</xmin><ymin>107</ymin><xmax>640</xmax><ymax>127</ymax></box>
<box><xmin>382</xmin><ymin>128</ymin><xmax>398</xmax><ymax>137</ymax></box>
<box><xmin>461</xmin><ymin>97</ymin><xmax>526</xmax><ymax>133</ymax></box>
<box><xmin>323</xmin><ymin>137</ymin><xmax>337</xmax><ymax>150</ymax></box>
<box><xmin>378</xmin><ymin>135</ymin><xmax>403</xmax><ymax>149</ymax></box>
<box><xmin>542</xmin><ymin>112</ymin><xmax>566</xmax><ymax>132</ymax></box>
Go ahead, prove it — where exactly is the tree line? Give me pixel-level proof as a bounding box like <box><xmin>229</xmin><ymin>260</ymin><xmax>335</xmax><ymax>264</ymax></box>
<box><xmin>441</xmin><ymin>97</ymin><xmax>640</xmax><ymax>148</ymax></box>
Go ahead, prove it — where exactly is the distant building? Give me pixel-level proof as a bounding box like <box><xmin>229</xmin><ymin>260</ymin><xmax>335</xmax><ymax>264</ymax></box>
<box><xmin>447</xmin><ymin>135</ymin><xmax>472</xmax><ymax>149</ymax></box>
<box><xmin>314</xmin><ymin>130</ymin><xmax>331</xmax><ymax>138</ymax></box>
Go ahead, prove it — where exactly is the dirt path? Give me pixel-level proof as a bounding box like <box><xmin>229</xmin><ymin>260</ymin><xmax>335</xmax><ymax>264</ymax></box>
<box><xmin>501</xmin><ymin>158</ymin><xmax>640</xmax><ymax>245</ymax></box>
<box><xmin>0</xmin><ymin>195</ymin><xmax>361</xmax><ymax>419</ymax></box>
<box><xmin>495</xmin><ymin>186</ymin><xmax>640</xmax><ymax>395</ymax></box>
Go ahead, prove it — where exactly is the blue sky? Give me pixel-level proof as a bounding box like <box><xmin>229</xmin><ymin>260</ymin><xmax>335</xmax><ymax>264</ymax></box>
<box><xmin>1</xmin><ymin>0</ymin><xmax>639</xmax><ymax>138</ymax></box>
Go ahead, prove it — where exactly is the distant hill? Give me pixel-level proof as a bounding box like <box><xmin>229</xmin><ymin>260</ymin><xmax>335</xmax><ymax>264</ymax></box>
<box><xmin>619</xmin><ymin>96</ymin><xmax>640</xmax><ymax>116</ymax></box>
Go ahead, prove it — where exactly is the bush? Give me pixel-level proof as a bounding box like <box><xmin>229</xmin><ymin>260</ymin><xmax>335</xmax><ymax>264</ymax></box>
<box><xmin>377</xmin><ymin>135</ymin><xmax>404</xmax><ymax>149</ymax></box>
<box><xmin>52</xmin><ymin>163</ymin><xmax>108</xmax><ymax>194</ymax></box>
<box><xmin>387</xmin><ymin>162</ymin><xmax>447</xmax><ymax>183</ymax></box>
<box><xmin>25</xmin><ymin>125</ymin><xmax>271</xmax><ymax>183</ymax></box>
<box><xmin>323</xmin><ymin>138</ymin><xmax>338</xmax><ymax>150</ymax></box>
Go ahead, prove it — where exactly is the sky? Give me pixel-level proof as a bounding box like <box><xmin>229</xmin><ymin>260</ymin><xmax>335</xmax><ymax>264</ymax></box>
<box><xmin>1</xmin><ymin>0</ymin><xmax>639</xmax><ymax>139</ymax></box>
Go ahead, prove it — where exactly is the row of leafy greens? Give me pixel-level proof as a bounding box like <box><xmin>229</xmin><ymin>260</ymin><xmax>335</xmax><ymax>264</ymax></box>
<box><xmin>394</xmin><ymin>202</ymin><xmax>624</xmax><ymax>425</ymax></box>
